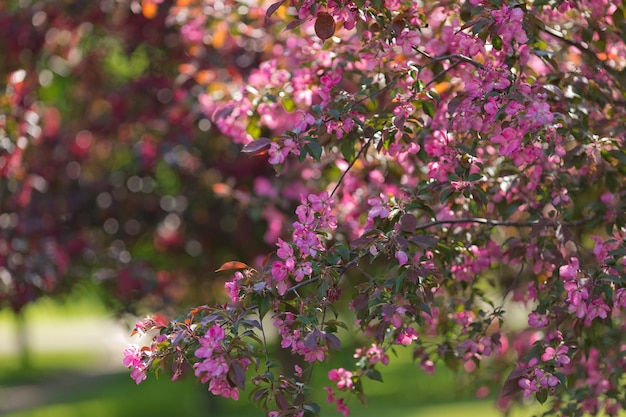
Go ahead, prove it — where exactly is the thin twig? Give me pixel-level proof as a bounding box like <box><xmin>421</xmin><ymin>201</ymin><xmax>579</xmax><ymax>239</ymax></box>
<box><xmin>330</xmin><ymin>138</ymin><xmax>371</xmax><ymax>197</ymax></box>
<box><xmin>424</xmin><ymin>60</ymin><xmax>462</xmax><ymax>89</ymax></box>
<box><xmin>414</xmin><ymin>48</ymin><xmax>486</xmax><ymax>70</ymax></box>
<box><xmin>258</xmin><ymin>307</ymin><xmax>272</xmax><ymax>373</ymax></box>
<box><xmin>285</xmin><ymin>256</ymin><xmax>361</xmax><ymax>295</ymax></box>
<box><xmin>542</xmin><ymin>26</ymin><xmax>623</xmax><ymax>85</ymax></box>
<box><xmin>414</xmin><ymin>216</ymin><xmax>589</xmax><ymax>230</ymax></box>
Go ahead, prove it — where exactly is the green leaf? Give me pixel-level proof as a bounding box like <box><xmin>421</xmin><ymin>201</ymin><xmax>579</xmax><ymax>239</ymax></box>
<box><xmin>366</xmin><ymin>369</ymin><xmax>383</xmax><ymax>382</ymax></box>
<box><xmin>246</xmin><ymin>116</ymin><xmax>262</xmax><ymax>139</ymax></box>
<box><xmin>280</xmin><ymin>95</ymin><xmax>296</xmax><ymax>112</ymax></box>
<box><xmin>535</xmin><ymin>389</ymin><xmax>548</xmax><ymax>404</ymax></box>
<box><xmin>305</xmin><ymin>140</ymin><xmax>323</xmax><ymax>161</ymax></box>
<box><xmin>492</xmin><ymin>34</ymin><xmax>502</xmax><ymax>50</ymax></box>
<box><xmin>303</xmin><ymin>403</ymin><xmax>321</xmax><ymax>415</ymax></box>
<box><xmin>422</xmin><ymin>100</ymin><xmax>435</xmax><ymax>118</ymax></box>
<box><xmin>336</xmin><ymin>244</ymin><xmax>350</xmax><ymax>261</ymax></box>
<box><xmin>341</xmin><ymin>138</ymin><xmax>356</xmax><ymax>161</ymax></box>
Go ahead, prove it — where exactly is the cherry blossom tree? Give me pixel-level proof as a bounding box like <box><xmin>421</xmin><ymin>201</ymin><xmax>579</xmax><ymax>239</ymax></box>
<box><xmin>124</xmin><ymin>0</ymin><xmax>626</xmax><ymax>416</ymax></box>
<box><xmin>1</xmin><ymin>0</ymin><xmax>625</xmax><ymax>415</ymax></box>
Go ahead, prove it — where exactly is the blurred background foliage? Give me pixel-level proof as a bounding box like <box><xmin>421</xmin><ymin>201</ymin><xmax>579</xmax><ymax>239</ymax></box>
<box><xmin>0</xmin><ymin>0</ymin><xmax>280</xmax><ymax>318</ymax></box>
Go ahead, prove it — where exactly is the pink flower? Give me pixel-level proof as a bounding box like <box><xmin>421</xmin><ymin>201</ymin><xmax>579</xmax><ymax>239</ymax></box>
<box><xmin>336</xmin><ymin>398</ymin><xmax>350</xmax><ymax>417</ymax></box>
<box><xmin>491</xmin><ymin>4</ymin><xmax>528</xmax><ymax>45</ymax></box>
<box><xmin>541</xmin><ymin>345</ymin><xmax>570</xmax><ymax>366</ymax></box>
<box><xmin>272</xmin><ymin>261</ymin><xmax>290</xmax><ymax>282</ymax></box>
<box><xmin>614</xmin><ymin>288</ymin><xmax>626</xmax><ymax>308</ymax></box>
<box><xmin>293</xmin><ymin>261</ymin><xmax>312</xmax><ymax>282</ymax></box>
<box><xmin>559</xmin><ymin>257</ymin><xmax>579</xmax><ymax>280</ymax></box>
<box><xmin>268</xmin><ymin>143</ymin><xmax>286</xmax><ymax>165</ymax></box>
<box><xmin>367</xmin><ymin>194</ymin><xmax>390</xmax><ymax>219</ymax></box>
<box><xmin>324</xmin><ymin>386</ymin><xmax>335</xmax><ymax>403</ymax></box>
<box><xmin>303</xmin><ymin>345</ymin><xmax>327</xmax><ymax>362</ymax></box>
<box><xmin>130</xmin><ymin>366</ymin><xmax>147</xmax><ymax>385</ymax></box>
<box><xmin>518</xmin><ymin>377</ymin><xmax>539</xmax><ymax>398</ymax></box>
<box><xmin>528</xmin><ymin>312</ymin><xmax>548</xmax><ymax>328</ymax></box>
<box><xmin>328</xmin><ymin>367</ymin><xmax>353</xmax><ymax>389</ymax></box>
<box><xmin>396</xmin><ymin>29</ymin><xmax>421</xmax><ymax>54</ymax></box>
<box><xmin>395</xmin><ymin>250</ymin><xmax>408</xmax><ymax>266</ymax></box>
<box><xmin>366</xmin><ymin>344</ymin><xmax>389</xmax><ymax>365</ymax></box>
<box><xmin>396</xmin><ymin>327</ymin><xmax>419</xmax><ymax>345</ymax></box>
<box><xmin>420</xmin><ymin>358</ymin><xmax>435</xmax><ymax>374</ymax></box>
<box><xmin>123</xmin><ymin>344</ymin><xmax>143</xmax><ymax>368</ymax></box>
<box><xmin>585</xmin><ymin>298</ymin><xmax>610</xmax><ymax>327</ymax></box>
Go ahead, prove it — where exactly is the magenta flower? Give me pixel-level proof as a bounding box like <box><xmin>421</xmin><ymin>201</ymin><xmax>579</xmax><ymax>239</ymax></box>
<box><xmin>396</xmin><ymin>327</ymin><xmax>419</xmax><ymax>345</ymax></box>
<box><xmin>559</xmin><ymin>257</ymin><xmax>579</xmax><ymax>280</ymax></box>
<box><xmin>328</xmin><ymin>367</ymin><xmax>353</xmax><ymax>389</ymax></box>
<box><xmin>395</xmin><ymin>250</ymin><xmax>408</xmax><ymax>266</ymax></box>
<box><xmin>518</xmin><ymin>377</ymin><xmax>539</xmax><ymax>398</ymax></box>
<box><xmin>541</xmin><ymin>345</ymin><xmax>570</xmax><ymax>366</ymax></box>
<box><xmin>528</xmin><ymin>312</ymin><xmax>548</xmax><ymax>328</ymax></box>
<box><xmin>130</xmin><ymin>366</ymin><xmax>147</xmax><ymax>385</ymax></box>
<box><xmin>123</xmin><ymin>344</ymin><xmax>142</xmax><ymax>368</ymax></box>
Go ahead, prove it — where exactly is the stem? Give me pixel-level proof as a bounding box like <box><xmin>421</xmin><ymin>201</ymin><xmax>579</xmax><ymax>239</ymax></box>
<box><xmin>258</xmin><ymin>307</ymin><xmax>271</xmax><ymax>373</ymax></box>
<box><xmin>285</xmin><ymin>256</ymin><xmax>361</xmax><ymax>296</ymax></box>
<box><xmin>542</xmin><ymin>26</ymin><xmax>619</xmax><ymax>77</ymax></box>
<box><xmin>414</xmin><ymin>48</ymin><xmax>486</xmax><ymax>70</ymax></box>
<box><xmin>414</xmin><ymin>216</ymin><xmax>589</xmax><ymax>230</ymax></box>
<box><xmin>330</xmin><ymin>138</ymin><xmax>371</xmax><ymax>197</ymax></box>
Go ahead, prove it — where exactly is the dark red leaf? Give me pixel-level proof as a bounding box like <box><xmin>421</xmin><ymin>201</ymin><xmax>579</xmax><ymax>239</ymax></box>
<box><xmin>410</xmin><ymin>235</ymin><xmax>438</xmax><ymax>248</ymax></box>
<box><xmin>285</xmin><ymin>19</ymin><xmax>304</xmax><ymax>31</ymax></box>
<box><xmin>501</xmin><ymin>367</ymin><xmax>527</xmax><ymax>397</ymax></box>
<box><xmin>242</xmin><ymin>137</ymin><xmax>272</xmax><ymax>155</ymax></box>
<box><xmin>275</xmin><ymin>392</ymin><xmax>289</xmax><ymax>411</ymax></box>
<box><xmin>399</xmin><ymin>213</ymin><xmax>417</xmax><ymax>232</ymax></box>
<box><xmin>265</xmin><ymin>0</ymin><xmax>286</xmax><ymax>23</ymax></box>
<box><xmin>252</xmin><ymin>388</ymin><xmax>269</xmax><ymax>403</ymax></box>
<box><xmin>325</xmin><ymin>333</ymin><xmax>341</xmax><ymax>351</ymax></box>
<box><xmin>228</xmin><ymin>362</ymin><xmax>246</xmax><ymax>390</ymax></box>
<box><xmin>314</xmin><ymin>12</ymin><xmax>335</xmax><ymax>40</ymax></box>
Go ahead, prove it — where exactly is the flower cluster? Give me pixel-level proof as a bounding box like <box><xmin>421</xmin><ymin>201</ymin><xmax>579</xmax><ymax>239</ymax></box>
<box><xmin>194</xmin><ymin>325</ymin><xmax>251</xmax><ymax>400</ymax></box>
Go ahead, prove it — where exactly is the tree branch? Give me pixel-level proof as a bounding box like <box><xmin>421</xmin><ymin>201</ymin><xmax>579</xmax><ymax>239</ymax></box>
<box><xmin>414</xmin><ymin>216</ymin><xmax>589</xmax><ymax>230</ymax></box>
<box><xmin>330</xmin><ymin>138</ymin><xmax>371</xmax><ymax>197</ymax></box>
<box><xmin>542</xmin><ymin>26</ymin><xmax>625</xmax><ymax>87</ymax></box>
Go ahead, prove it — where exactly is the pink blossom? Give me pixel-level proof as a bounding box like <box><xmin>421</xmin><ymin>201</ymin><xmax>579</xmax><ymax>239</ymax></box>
<box><xmin>614</xmin><ymin>288</ymin><xmax>626</xmax><ymax>308</ymax></box>
<box><xmin>209</xmin><ymin>375</ymin><xmax>240</xmax><ymax>400</ymax></box>
<box><xmin>328</xmin><ymin>367</ymin><xmax>353</xmax><ymax>389</ymax></box>
<box><xmin>303</xmin><ymin>345</ymin><xmax>327</xmax><ymax>362</ymax></box>
<box><xmin>123</xmin><ymin>344</ymin><xmax>143</xmax><ymax>368</ymax></box>
<box><xmin>491</xmin><ymin>4</ymin><xmax>528</xmax><ymax>45</ymax></box>
<box><xmin>336</xmin><ymin>398</ymin><xmax>350</xmax><ymax>417</ymax></box>
<box><xmin>324</xmin><ymin>386</ymin><xmax>334</xmax><ymax>403</ymax></box>
<box><xmin>395</xmin><ymin>250</ymin><xmax>408</xmax><ymax>266</ymax></box>
<box><xmin>420</xmin><ymin>358</ymin><xmax>435</xmax><ymax>374</ymax></box>
<box><xmin>585</xmin><ymin>298</ymin><xmax>610</xmax><ymax>327</ymax></box>
<box><xmin>396</xmin><ymin>327</ymin><xmax>419</xmax><ymax>345</ymax></box>
<box><xmin>130</xmin><ymin>366</ymin><xmax>147</xmax><ymax>385</ymax></box>
<box><xmin>396</xmin><ymin>29</ymin><xmax>421</xmax><ymax>54</ymax></box>
<box><xmin>541</xmin><ymin>345</ymin><xmax>570</xmax><ymax>366</ymax></box>
<box><xmin>293</xmin><ymin>261</ymin><xmax>312</xmax><ymax>282</ymax></box>
<box><xmin>528</xmin><ymin>311</ymin><xmax>548</xmax><ymax>328</ymax></box>
<box><xmin>518</xmin><ymin>377</ymin><xmax>539</xmax><ymax>398</ymax></box>
<box><xmin>271</xmin><ymin>261</ymin><xmax>290</xmax><ymax>282</ymax></box>
<box><xmin>559</xmin><ymin>257</ymin><xmax>579</xmax><ymax>279</ymax></box>
<box><xmin>366</xmin><ymin>344</ymin><xmax>389</xmax><ymax>365</ymax></box>
<box><xmin>367</xmin><ymin>194</ymin><xmax>390</xmax><ymax>219</ymax></box>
